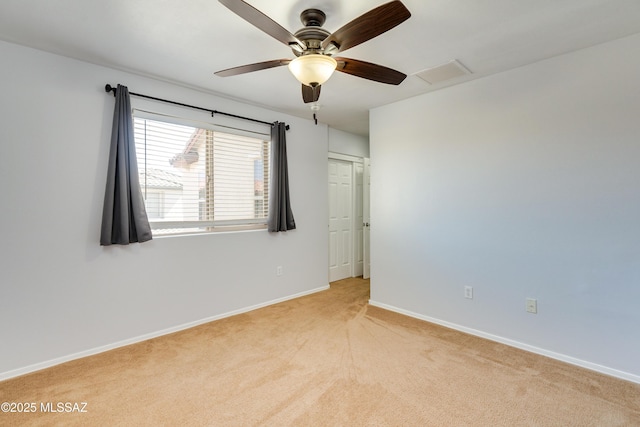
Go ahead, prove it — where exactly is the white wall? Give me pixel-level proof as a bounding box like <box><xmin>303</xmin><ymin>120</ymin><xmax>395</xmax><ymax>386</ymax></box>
<box><xmin>370</xmin><ymin>33</ymin><xmax>640</xmax><ymax>382</ymax></box>
<box><xmin>328</xmin><ymin>127</ymin><xmax>369</xmax><ymax>158</ymax></box>
<box><xmin>0</xmin><ymin>41</ymin><xmax>328</xmax><ymax>378</ymax></box>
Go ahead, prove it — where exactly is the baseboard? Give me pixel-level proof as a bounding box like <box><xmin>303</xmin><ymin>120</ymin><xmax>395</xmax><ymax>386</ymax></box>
<box><xmin>0</xmin><ymin>285</ymin><xmax>330</xmax><ymax>382</ymax></box>
<box><xmin>368</xmin><ymin>299</ymin><xmax>640</xmax><ymax>385</ymax></box>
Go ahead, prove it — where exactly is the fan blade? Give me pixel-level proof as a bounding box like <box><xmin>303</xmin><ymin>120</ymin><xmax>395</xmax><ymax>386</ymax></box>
<box><xmin>334</xmin><ymin>57</ymin><xmax>406</xmax><ymax>85</ymax></box>
<box><xmin>215</xmin><ymin>59</ymin><xmax>291</xmax><ymax>77</ymax></box>
<box><xmin>321</xmin><ymin>1</ymin><xmax>410</xmax><ymax>53</ymax></box>
<box><xmin>302</xmin><ymin>84</ymin><xmax>321</xmax><ymax>103</ymax></box>
<box><xmin>219</xmin><ymin>0</ymin><xmax>305</xmax><ymax>51</ymax></box>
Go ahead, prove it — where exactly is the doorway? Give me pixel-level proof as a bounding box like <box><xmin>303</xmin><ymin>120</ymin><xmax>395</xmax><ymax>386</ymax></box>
<box><xmin>328</xmin><ymin>155</ymin><xmax>370</xmax><ymax>283</ymax></box>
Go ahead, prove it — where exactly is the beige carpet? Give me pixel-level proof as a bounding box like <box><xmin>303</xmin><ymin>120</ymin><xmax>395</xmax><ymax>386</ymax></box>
<box><xmin>1</xmin><ymin>278</ymin><xmax>638</xmax><ymax>426</ymax></box>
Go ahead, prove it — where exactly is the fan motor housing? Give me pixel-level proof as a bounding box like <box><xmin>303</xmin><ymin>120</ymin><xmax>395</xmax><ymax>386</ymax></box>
<box><xmin>293</xmin><ymin>9</ymin><xmax>332</xmax><ymax>56</ymax></box>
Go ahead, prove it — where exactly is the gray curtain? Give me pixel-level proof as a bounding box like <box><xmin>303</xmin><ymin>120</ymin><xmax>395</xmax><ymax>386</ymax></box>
<box><xmin>268</xmin><ymin>122</ymin><xmax>296</xmax><ymax>232</ymax></box>
<box><xmin>100</xmin><ymin>84</ymin><xmax>152</xmax><ymax>245</ymax></box>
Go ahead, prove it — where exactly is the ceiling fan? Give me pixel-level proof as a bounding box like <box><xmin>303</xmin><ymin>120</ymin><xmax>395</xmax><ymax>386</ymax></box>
<box><xmin>215</xmin><ymin>0</ymin><xmax>411</xmax><ymax>104</ymax></box>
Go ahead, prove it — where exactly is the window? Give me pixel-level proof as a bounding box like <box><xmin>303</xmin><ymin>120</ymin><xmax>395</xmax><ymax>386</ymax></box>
<box><xmin>134</xmin><ymin>115</ymin><xmax>270</xmax><ymax>235</ymax></box>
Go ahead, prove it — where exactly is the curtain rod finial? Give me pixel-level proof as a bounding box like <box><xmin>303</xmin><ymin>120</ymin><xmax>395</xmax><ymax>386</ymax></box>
<box><xmin>105</xmin><ymin>84</ymin><xmax>116</xmax><ymax>96</ymax></box>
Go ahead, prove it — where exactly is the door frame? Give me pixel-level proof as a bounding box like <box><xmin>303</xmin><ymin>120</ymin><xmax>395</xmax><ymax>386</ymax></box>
<box><xmin>363</xmin><ymin>157</ymin><xmax>370</xmax><ymax>279</ymax></box>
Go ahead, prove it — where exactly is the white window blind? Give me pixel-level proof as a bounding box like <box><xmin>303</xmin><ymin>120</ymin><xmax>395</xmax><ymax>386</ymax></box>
<box><xmin>134</xmin><ymin>116</ymin><xmax>270</xmax><ymax>235</ymax></box>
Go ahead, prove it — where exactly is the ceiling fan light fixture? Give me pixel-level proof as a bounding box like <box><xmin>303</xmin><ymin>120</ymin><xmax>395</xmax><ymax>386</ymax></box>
<box><xmin>288</xmin><ymin>54</ymin><xmax>337</xmax><ymax>86</ymax></box>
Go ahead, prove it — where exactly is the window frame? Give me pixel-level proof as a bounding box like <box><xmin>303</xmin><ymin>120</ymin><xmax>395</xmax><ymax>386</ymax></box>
<box><xmin>132</xmin><ymin>109</ymin><xmax>271</xmax><ymax>237</ymax></box>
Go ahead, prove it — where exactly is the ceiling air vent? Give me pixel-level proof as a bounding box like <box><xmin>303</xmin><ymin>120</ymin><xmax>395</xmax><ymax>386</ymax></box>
<box><xmin>414</xmin><ymin>60</ymin><xmax>471</xmax><ymax>85</ymax></box>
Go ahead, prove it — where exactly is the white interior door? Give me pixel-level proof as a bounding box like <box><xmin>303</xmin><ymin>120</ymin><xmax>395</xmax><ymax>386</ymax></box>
<box><xmin>363</xmin><ymin>158</ymin><xmax>371</xmax><ymax>279</ymax></box>
<box><xmin>329</xmin><ymin>159</ymin><xmax>353</xmax><ymax>282</ymax></box>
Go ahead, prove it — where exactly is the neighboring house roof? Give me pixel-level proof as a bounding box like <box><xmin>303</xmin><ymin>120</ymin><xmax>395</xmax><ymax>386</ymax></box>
<box><xmin>170</xmin><ymin>128</ymin><xmax>205</xmax><ymax>168</ymax></box>
<box><xmin>140</xmin><ymin>168</ymin><xmax>183</xmax><ymax>189</ymax></box>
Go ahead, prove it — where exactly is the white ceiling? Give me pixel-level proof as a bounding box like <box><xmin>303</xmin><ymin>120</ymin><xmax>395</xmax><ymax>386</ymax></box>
<box><xmin>1</xmin><ymin>0</ymin><xmax>640</xmax><ymax>136</ymax></box>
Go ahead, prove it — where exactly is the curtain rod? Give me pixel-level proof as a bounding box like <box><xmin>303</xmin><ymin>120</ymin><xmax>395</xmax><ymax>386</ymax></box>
<box><xmin>104</xmin><ymin>84</ymin><xmax>289</xmax><ymax>130</ymax></box>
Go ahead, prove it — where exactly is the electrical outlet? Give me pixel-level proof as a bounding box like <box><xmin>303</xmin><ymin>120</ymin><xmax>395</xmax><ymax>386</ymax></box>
<box><xmin>276</xmin><ymin>266</ymin><xmax>283</xmax><ymax>276</ymax></box>
<box><xmin>464</xmin><ymin>286</ymin><xmax>473</xmax><ymax>299</ymax></box>
<box><xmin>526</xmin><ymin>298</ymin><xmax>537</xmax><ymax>314</ymax></box>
